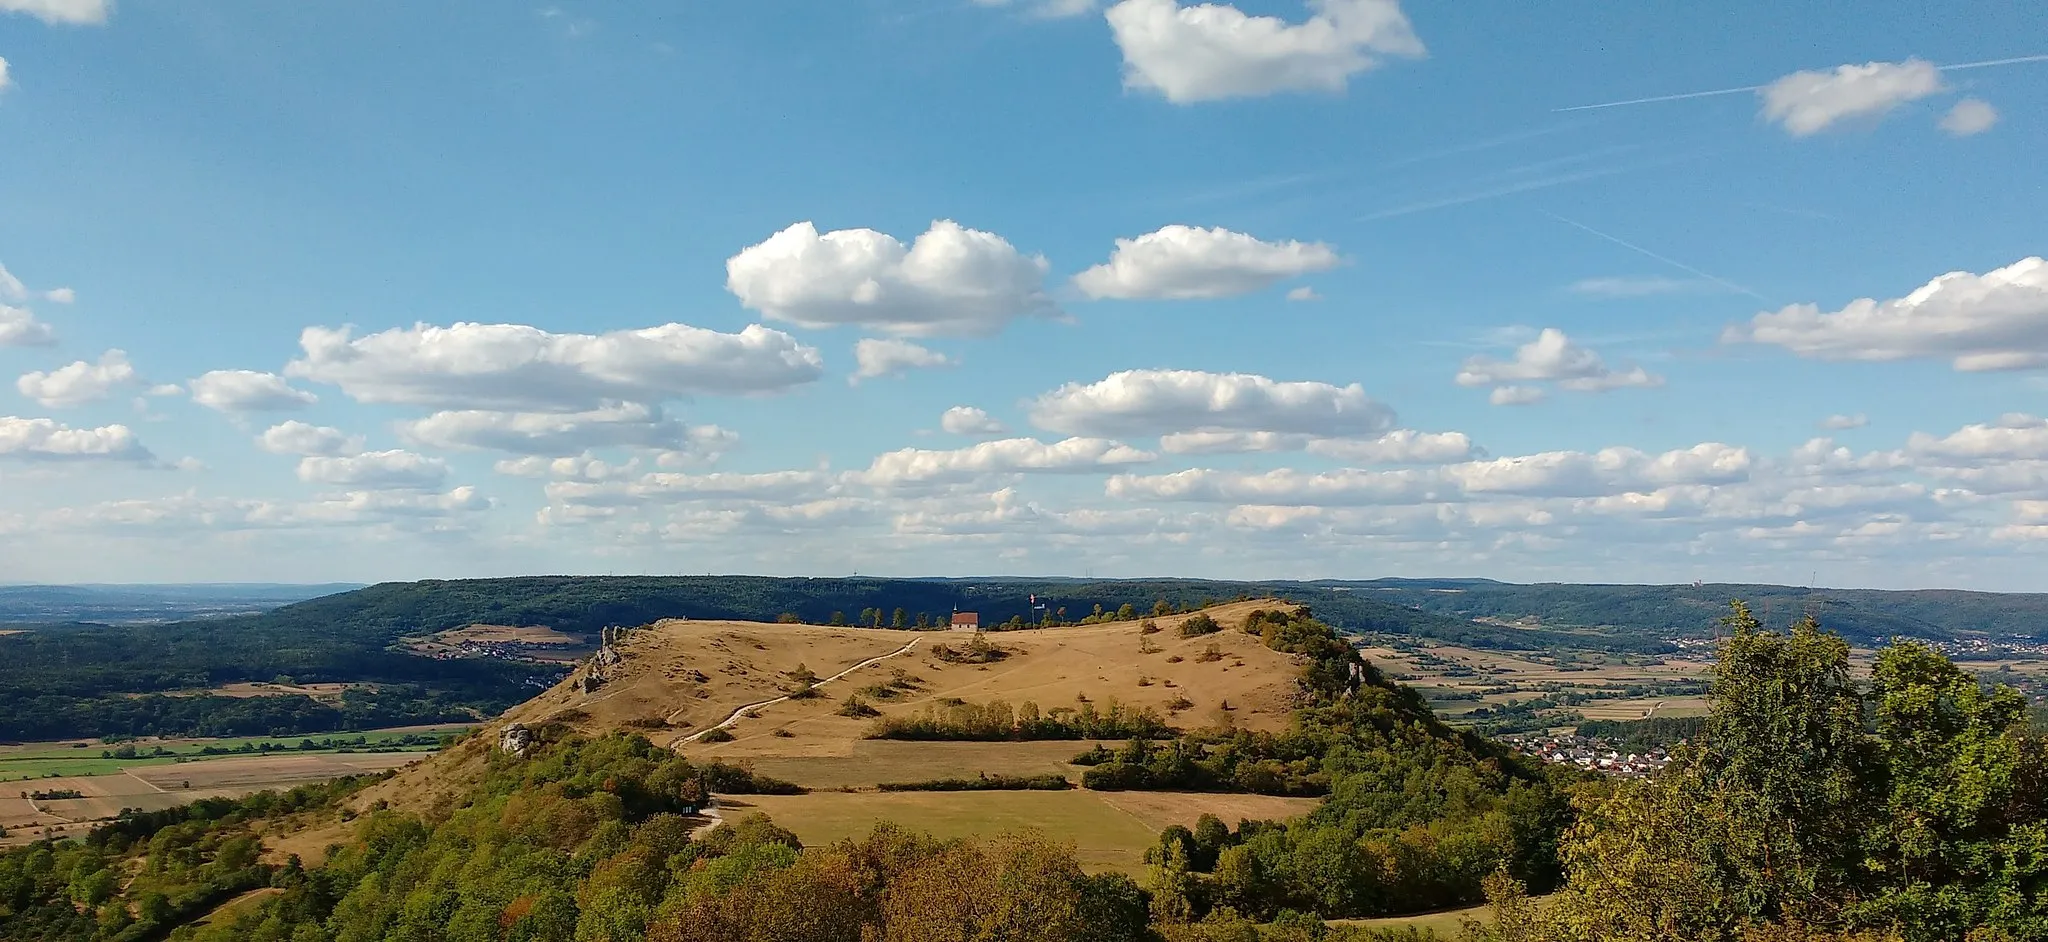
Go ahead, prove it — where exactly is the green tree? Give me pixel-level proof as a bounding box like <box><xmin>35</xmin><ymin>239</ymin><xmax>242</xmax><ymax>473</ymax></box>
<box><xmin>892</xmin><ymin>608</ymin><xmax>907</xmax><ymax>628</ymax></box>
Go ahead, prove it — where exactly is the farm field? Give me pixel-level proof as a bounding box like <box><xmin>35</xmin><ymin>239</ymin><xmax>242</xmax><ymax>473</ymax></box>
<box><xmin>0</xmin><ymin>733</ymin><xmax>450</xmax><ymax>846</ymax></box>
<box><xmin>1357</xmin><ymin>639</ymin><xmax>1716</xmax><ymax>731</ymax></box>
<box><xmin>727</xmin><ymin>740</ymin><xmax>1109</xmax><ymax>790</ymax></box>
<box><xmin>725</xmin><ymin>788</ymin><xmax>1321</xmax><ymax>874</ymax></box>
<box><xmin>0</xmin><ymin>726</ymin><xmax>471</xmax><ymax>781</ymax></box>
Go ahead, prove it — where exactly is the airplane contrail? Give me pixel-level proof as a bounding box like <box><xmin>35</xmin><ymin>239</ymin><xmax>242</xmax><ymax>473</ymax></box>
<box><xmin>1554</xmin><ymin>53</ymin><xmax>2048</xmax><ymax>113</ymax></box>
<box><xmin>1544</xmin><ymin>213</ymin><xmax>1770</xmax><ymax>303</ymax></box>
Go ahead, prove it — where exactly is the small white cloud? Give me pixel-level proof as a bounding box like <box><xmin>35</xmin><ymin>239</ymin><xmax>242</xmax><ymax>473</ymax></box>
<box><xmin>1569</xmin><ymin>275</ymin><xmax>1710</xmax><ymax>298</ymax></box>
<box><xmin>1305</xmin><ymin>429</ymin><xmax>1478</xmax><ymax>464</ymax></box>
<box><xmin>726</xmin><ymin>220</ymin><xmax>1057</xmax><ymax>337</ymax></box>
<box><xmin>257</xmin><ymin>421</ymin><xmax>363</xmax><ymax>457</ymax></box>
<box><xmin>1940</xmin><ymin>98</ymin><xmax>1998</xmax><ymax>137</ymax></box>
<box><xmin>1821</xmin><ymin>413</ymin><xmax>1869</xmax><ymax>431</ymax></box>
<box><xmin>290</xmin><ymin>320</ymin><xmax>821</xmax><ymax>411</ymax></box>
<box><xmin>973</xmin><ymin>0</ymin><xmax>1097</xmax><ymax>17</ymax></box>
<box><xmin>189</xmin><ymin>370</ymin><xmax>318</xmax><ymax>413</ymax></box>
<box><xmin>0</xmin><ymin>0</ymin><xmax>111</xmax><ymax>25</ymax></box>
<box><xmin>1031</xmin><ymin>368</ymin><xmax>1394</xmax><ymax>438</ymax></box>
<box><xmin>43</xmin><ymin>287</ymin><xmax>74</xmax><ymax>303</ymax></box>
<box><xmin>495</xmin><ymin>453</ymin><xmax>636</xmax><ymax>482</ymax></box>
<box><xmin>1073</xmin><ymin>225</ymin><xmax>1341</xmax><ymax>300</ymax></box>
<box><xmin>1285</xmin><ymin>286</ymin><xmax>1320</xmax><ymax>302</ymax></box>
<box><xmin>297</xmin><ymin>450</ymin><xmax>450</xmax><ymax>490</ymax></box>
<box><xmin>0</xmin><ymin>56</ymin><xmax>11</xmax><ymax>93</ymax></box>
<box><xmin>1489</xmin><ymin>386</ymin><xmax>1546</xmax><ymax>406</ymax></box>
<box><xmin>0</xmin><ymin>415</ymin><xmax>151</xmax><ymax>462</ymax></box>
<box><xmin>941</xmin><ymin>406</ymin><xmax>1009</xmax><ymax>436</ymax></box>
<box><xmin>16</xmin><ymin>349</ymin><xmax>137</xmax><ymax>407</ymax></box>
<box><xmin>398</xmin><ymin>403</ymin><xmax>733</xmax><ymax>457</ymax></box>
<box><xmin>146</xmin><ymin>384</ymin><xmax>182</xmax><ymax>397</ymax></box>
<box><xmin>1759</xmin><ymin>58</ymin><xmax>1944</xmax><ymax>136</ymax></box>
<box><xmin>0</xmin><ymin>304</ymin><xmax>56</xmax><ymax>347</ymax></box>
<box><xmin>1728</xmin><ymin>257</ymin><xmax>2048</xmax><ymax>371</ymax></box>
<box><xmin>851</xmin><ymin>338</ymin><xmax>954</xmax><ymax>384</ymax></box>
<box><xmin>1457</xmin><ymin>328</ymin><xmax>1662</xmax><ymax>402</ymax></box>
<box><xmin>861</xmin><ymin>437</ymin><xmax>1156</xmax><ymax>487</ymax></box>
<box><xmin>1105</xmin><ymin>0</ymin><xmax>1425</xmax><ymax>104</ymax></box>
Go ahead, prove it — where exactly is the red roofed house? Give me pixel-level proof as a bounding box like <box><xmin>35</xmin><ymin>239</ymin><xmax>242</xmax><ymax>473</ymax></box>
<box><xmin>949</xmin><ymin>612</ymin><xmax>980</xmax><ymax>632</ymax></box>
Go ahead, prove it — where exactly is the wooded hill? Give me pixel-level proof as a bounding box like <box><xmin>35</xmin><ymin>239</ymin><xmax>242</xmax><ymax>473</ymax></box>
<box><xmin>1341</xmin><ymin>578</ymin><xmax>2048</xmax><ymax>644</ymax></box>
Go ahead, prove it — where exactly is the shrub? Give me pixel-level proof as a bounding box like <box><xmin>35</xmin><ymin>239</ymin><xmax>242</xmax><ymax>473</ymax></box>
<box><xmin>1178</xmin><ymin>614</ymin><xmax>1220</xmax><ymax>638</ymax></box>
<box><xmin>697</xmin><ymin>728</ymin><xmax>735</xmax><ymax>744</ymax></box>
<box><xmin>837</xmin><ymin>696</ymin><xmax>881</xmax><ymax>718</ymax></box>
<box><xmin>1195</xmin><ymin>643</ymin><xmax>1224</xmax><ymax>663</ymax></box>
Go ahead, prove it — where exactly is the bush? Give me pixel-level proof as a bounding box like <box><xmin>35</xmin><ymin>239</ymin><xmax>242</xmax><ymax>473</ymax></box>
<box><xmin>837</xmin><ymin>696</ymin><xmax>881</xmax><ymax>718</ymax></box>
<box><xmin>1070</xmin><ymin>744</ymin><xmax>1115</xmax><ymax>766</ymax></box>
<box><xmin>932</xmin><ymin>632</ymin><xmax>1007</xmax><ymax>664</ymax></box>
<box><xmin>697</xmin><ymin>727</ymin><xmax>735</xmax><ymax>744</ymax></box>
<box><xmin>1179</xmin><ymin>614</ymin><xmax>1221</xmax><ymax>638</ymax></box>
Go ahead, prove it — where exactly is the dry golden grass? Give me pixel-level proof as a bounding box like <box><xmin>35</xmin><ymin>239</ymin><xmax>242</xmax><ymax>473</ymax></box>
<box><xmin>358</xmin><ymin>601</ymin><xmax>1310</xmax><ymax>813</ymax></box>
<box><xmin>686</xmin><ymin>601</ymin><xmax>1301</xmax><ymax>768</ymax></box>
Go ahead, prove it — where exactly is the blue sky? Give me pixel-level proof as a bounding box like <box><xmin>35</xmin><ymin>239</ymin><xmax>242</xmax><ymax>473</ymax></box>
<box><xmin>2</xmin><ymin>0</ymin><xmax>2045</xmax><ymax>588</ymax></box>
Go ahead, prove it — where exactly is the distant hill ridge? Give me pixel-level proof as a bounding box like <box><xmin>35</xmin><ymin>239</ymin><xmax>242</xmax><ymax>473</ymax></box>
<box><xmin>1330</xmin><ymin>578</ymin><xmax>2048</xmax><ymax>642</ymax></box>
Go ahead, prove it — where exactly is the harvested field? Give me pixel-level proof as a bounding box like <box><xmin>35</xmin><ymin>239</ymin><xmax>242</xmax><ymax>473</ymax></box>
<box><xmin>202</xmin><ymin>681</ymin><xmax>354</xmax><ymax>700</ymax></box>
<box><xmin>1</xmin><ymin>751</ymin><xmax>430</xmax><ymax>847</ymax></box>
<box><xmin>721</xmin><ymin>790</ymin><xmax>1161</xmax><ymax>874</ymax></box>
<box><xmin>726</xmin><ymin>740</ymin><xmax>1103</xmax><ymax>790</ymax></box>
<box><xmin>127</xmin><ymin>753</ymin><xmax>422</xmax><ymax>791</ymax></box>
<box><xmin>1092</xmin><ymin>790</ymin><xmax>1322</xmax><ymax>832</ymax></box>
<box><xmin>437</xmin><ymin>624</ymin><xmax>583</xmax><ymax>645</ymax></box>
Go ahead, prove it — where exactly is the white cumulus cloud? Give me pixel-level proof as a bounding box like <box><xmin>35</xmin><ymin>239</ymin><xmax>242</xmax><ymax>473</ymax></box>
<box><xmin>726</xmin><ymin>220</ymin><xmax>1057</xmax><ymax>337</ymax></box>
<box><xmin>0</xmin><ymin>415</ymin><xmax>150</xmax><ymax>461</ymax></box>
<box><xmin>1305</xmin><ymin>429</ymin><xmax>1478</xmax><ymax>464</ymax></box>
<box><xmin>1940</xmin><ymin>98</ymin><xmax>1998</xmax><ymax>137</ymax></box>
<box><xmin>941</xmin><ymin>406</ymin><xmax>1009</xmax><ymax>436</ymax></box>
<box><xmin>1907</xmin><ymin>414</ymin><xmax>2048</xmax><ymax>463</ymax></box>
<box><xmin>258</xmin><ymin>421</ymin><xmax>363</xmax><ymax>457</ymax></box>
<box><xmin>1759</xmin><ymin>59</ymin><xmax>1944</xmax><ymax>136</ymax></box>
<box><xmin>0</xmin><ymin>56</ymin><xmax>10</xmax><ymax>93</ymax></box>
<box><xmin>1030</xmin><ymin>368</ymin><xmax>1394</xmax><ymax>438</ymax></box>
<box><xmin>1728</xmin><ymin>257</ymin><xmax>2048</xmax><ymax>372</ymax></box>
<box><xmin>1457</xmin><ymin>328</ymin><xmax>1662</xmax><ymax>401</ymax></box>
<box><xmin>1105</xmin><ymin>0</ymin><xmax>1424</xmax><ymax>104</ymax></box>
<box><xmin>288</xmin><ymin>321</ymin><xmax>821</xmax><ymax>411</ymax></box>
<box><xmin>296</xmin><ymin>450</ymin><xmax>450</xmax><ymax>490</ymax></box>
<box><xmin>0</xmin><ymin>304</ymin><xmax>56</xmax><ymax>347</ymax></box>
<box><xmin>1072</xmin><ymin>225</ymin><xmax>1341</xmax><ymax>299</ymax></box>
<box><xmin>861</xmin><ymin>437</ymin><xmax>1156</xmax><ymax>486</ymax></box>
<box><xmin>398</xmin><ymin>403</ymin><xmax>735</xmax><ymax>457</ymax></box>
<box><xmin>1489</xmin><ymin>386</ymin><xmax>1546</xmax><ymax>406</ymax></box>
<box><xmin>495</xmin><ymin>453</ymin><xmax>638</xmax><ymax>482</ymax></box>
<box><xmin>189</xmin><ymin>371</ymin><xmax>318</xmax><ymax>413</ymax></box>
<box><xmin>0</xmin><ymin>0</ymin><xmax>110</xmax><ymax>25</ymax></box>
<box><xmin>1821</xmin><ymin>413</ymin><xmax>1870</xmax><ymax>431</ymax></box>
<box><xmin>851</xmin><ymin>338</ymin><xmax>954</xmax><ymax>384</ymax></box>
<box><xmin>16</xmin><ymin>350</ymin><xmax>136</xmax><ymax>407</ymax></box>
